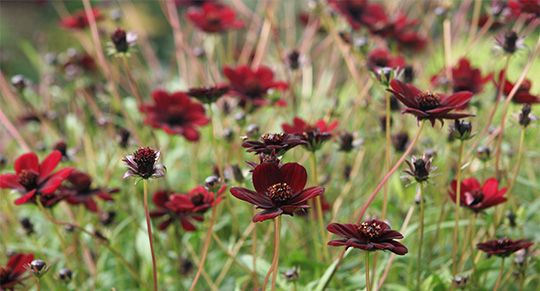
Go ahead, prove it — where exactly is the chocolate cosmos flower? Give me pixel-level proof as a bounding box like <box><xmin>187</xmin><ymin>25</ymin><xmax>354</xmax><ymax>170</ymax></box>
<box><xmin>327</xmin><ymin>220</ymin><xmax>408</xmax><ymax>255</ymax></box>
<box><xmin>149</xmin><ymin>190</ymin><xmax>203</xmax><ymax>231</ymax></box>
<box><xmin>431</xmin><ymin>58</ymin><xmax>492</xmax><ymax>96</ymax></box>
<box><xmin>242</xmin><ymin>133</ymin><xmax>306</xmax><ymax>156</ymax></box>
<box><xmin>477</xmin><ymin>238</ymin><xmax>533</xmax><ymax>257</ymax></box>
<box><xmin>282</xmin><ymin>117</ymin><xmax>338</xmax><ymax>152</ymax></box>
<box><xmin>0</xmin><ymin>253</ymin><xmax>34</xmax><ymax>290</ymax></box>
<box><xmin>59</xmin><ymin>8</ymin><xmax>101</xmax><ymax>30</ymax></box>
<box><xmin>61</xmin><ymin>170</ymin><xmax>118</xmax><ymax>212</ymax></box>
<box><xmin>495</xmin><ymin>70</ymin><xmax>540</xmax><ymax>104</ymax></box>
<box><xmin>230</xmin><ymin>162</ymin><xmax>325</xmax><ymax>222</ymax></box>
<box><xmin>449</xmin><ymin>177</ymin><xmax>507</xmax><ymax>214</ymax></box>
<box><xmin>387</xmin><ymin>79</ymin><xmax>474</xmax><ymax>126</ymax></box>
<box><xmin>0</xmin><ymin>151</ymin><xmax>73</xmax><ymax>205</ymax></box>
<box><xmin>186</xmin><ymin>3</ymin><xmax>244</xmax><ymax>33</ymax></box>
<box><xmin>223</xmin><ymin>65</ymin><xmax>288</xmax><ymax>106</ymax></box>
<box><xmin>122</xmin><ymin>147</ymin><xmax>166</xmax><ymax>183</ymax></box>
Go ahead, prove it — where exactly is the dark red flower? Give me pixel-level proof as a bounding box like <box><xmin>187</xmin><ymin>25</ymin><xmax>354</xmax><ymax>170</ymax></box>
<box><xmin>187</xmin><ymin>185</ymin><xmax>226</xmax><ymax>213</ymax></box>
<box><xmin>174</xmin><ymin>0</ymin><xmax>220</xmax><ymax>8</ymax></box>
<box><xmin>366</xmin><ymin>48</ymin><xmax>406</xmax><ymax>71</ymax></box>
<box><xmin>0</xmin><ymin>253</ymin><xmax>34</xmax><ymax>290</ymax></box>
<box><xmin>327</xmin><ymin>0</ymin><xmax>386</xmax><ymax>30</ymax></box>
<box><xmin>387</xmin><ymin>79</ymin><xmax>474</xmax><ymax>126</ymax></box>
<box><xmin>230</xmin><ymin>162</ymin><xmax>325</xmax><ymax>222</ymax></box>
<box><xmin>477</xmin><ymin>238</ymin><xmax>533</xmax><ymax>257</ymax></box>
<box><xmin>242</xmin><ymin>133</ymin><xmax>306</xmax><ymax>156</ymax></box>
<box><xmin>282</xmin><ymin>117</ymin><xmax>339</xmax><ymax>151</ymax></box>
<box><xmin>395</xmin><ymin>31</ymin><xmax>427</xmax><ymax>52</ymax></box>
<box><xmin>141</xmin><ymin>90</ymin><xmax>210</xmax><ymax>140</ymax></box>
<box><xmin>369</xmin><ymin>12</ymin><xmax>419</xmax><ymax>39</ymax></box>
<box><xmin>432</xmin><ymin>58</ymin><xmax>492</xmax><ymax>97</ymax></box>
<box><xmin>186</xmin><ymin>3</ymin><xmax>244</xmax><ymax>33</ymax></box>
<box><xmin>61</xmin><ymin>170</ymin><xmax>118</xmax><ymax>212</ymax></box>
<box><xmin>223</xmin><ymin>65</ymin><xmax>288</xmax><ymax>106</ymax></box>
<box><xmin>327</xmin><ymin>220</ymin><xmax>408</xmax><ymax>255</ymax></box>
<box><xmin>494</xmin><ymin>70</ymin><xmax>540</xmax><ymax>104</ymax></box>
<box><xmin>63</xmin><ymin>53</ymin><xmax>96</xmax><ymax>75</ymax></box>
<box><xmin>0</xmin><ymin>151</ymin><xmax>73</xmax><ymax>206</ymax></box>
<box><xmin>122</xmin><ymin>147</ymin><xmax>166</xmax><ymax>182</ymax></box>
<box><xmin>186</xmin><ymin>85</ymin><xmax>228</xmax><ymax>104</ymax></box>
<box><xmin>59</xmin><ymin>8</ymin><xmax>101</xmax><ymax>30</ymax></box>
<box><xmin>149</xmin><ymin>190</ymin><xmax>203</xmax><ymax>231</ymax></box>
<box><xmin>508</xmin><ymin>0</ymin><xmax>540</xmax><ymax>21</ymax></box>
<box><xmin>495</xmin><ymin>30</ymin><xmax>525</xmax><ymax>54</ymax></box>
<box><xmin>403</xmin><ymin>154</ymin><xmax>437</xmax><ymax>185</ymax></box>
<box><xmin>449</xmin><ymin>177</ymin><xmax>507</xmax><ymax>214</ymax></box>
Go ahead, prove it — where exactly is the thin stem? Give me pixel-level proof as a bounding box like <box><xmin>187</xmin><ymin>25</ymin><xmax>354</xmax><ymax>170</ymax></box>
<box><xmin>506</xmin><ymin>127</ymin><xmax>526</xmax><ymax>208</ymax></box>
<box><xmin>452</xmin><ymin>141</ymin><xmax>465</xmax><ymax>277</ymax></box>
<box><xmin>263</xmin><ymin>216</ymin><xmax>281</xmax><ymax>291</ymax></box>
<box><xmin>143</xmin><ymin>181</ymin><xmax>158</xmax><ymax>291</ymax></box>
<box><xmin>189</xmin><ymin>189</ymin><xmax>219</xmax><ymax>291</ymax></box>
<box><xmin>310</xmin><ymin>152</ymin><xmax>330</xmax><ymax>261</ymax></box>
<box><xmin>416</xmin><ymin>184</ymin><xmax>425</xmax><ymax>291</ymax></box>
<box><xmin>365</xmin><ymin>252</ymin><xmax>371</xmax><ymax>291</ymax></box>
<box><xmin>37</xmin><ymin>278</ymin><xmax>41</xmax><ymax>291</ymax></box>
<box><xmin>381</xmin><ymin>90</ymin><xmax>391</xmax><ymax>220</ymax></box>
<box><xmin>493</xmin><ymin>258</ymin><xmax>505</xmax><ymax>291</ymax></box>
<box><xmin>355</xmin><ymin>120</ymin><xmax>426</xmax><ymax>224</ymax></box>
<box><xmin>252</xmin><ymin>213</ymin><xmax>259</xmax><ymax>291</ymax></box>
<box><xmin>208</xmin><ymin>105</ymin><xmax>225</xmax><ymax>181</ymax></box>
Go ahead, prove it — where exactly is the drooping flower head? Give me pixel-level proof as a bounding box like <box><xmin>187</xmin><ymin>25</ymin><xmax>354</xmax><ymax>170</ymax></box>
<box><xmin>186</xmin><ymin>3</ymin><xmax>244</xmax><ymax>33</ymax></box>
<box><xmin>140</xmin><ymin>90</ymin><xmax>210</xmax><ymax>141</ymax></box>
<box><xmin>477</xmin><ymin>238</ymin><xmax>533</xmax><ymax>257</ymax></box>
<box><xmin>0</xmin><ymin>253</ymin><xmax>34</xmax><ymax>290</ymax></box>
<box><xmin>59</xmin><ymin>8</ymin><xmax>101</xmax><ymax>30</ymax></box>
<box><xmin>223</xmin><ymin>65</ymin><xmax>288</xmax><ymax>106</ymax></box>
<box><xmin>494</xmin><ymin>70</ymin><xmax>540</xmax><ymax>104</ymax></box>
<box><xmin>449</xmin><ymin>177</ymin><xmax>507</xmax><ymax>214</ymax></box>
<box><xmin>387</xmin><ymin>79</ymin><xmax>474</xmax><ymax>126</ymax></box>
<box><xmin>230</xmin><ymin>162</ymin><xmax>325</xmax><ymax>222</ymax></box>
<box><xmin>327</xmin><ymin>220</ymin><xmax>408</xmax><ymax>255</ymax></box>
<box><xmin>282</xmin><ymin>117</ymin><xmax>339</xmax><ymax>152</ymax></box>
<box><xmin>431</xmin><ymin>58</ymin><xmax>492</xmax><ymax>96</ymax></box>
<box><xmin>242</xmin><ymin>133</ymin><xmax>306</xmax><ymax>156</ymax></box>
<box><xmin>0</xmin><ymin>151</ymin><xmax>73</xmax><ymax>205</ymax></box>
<box><xmin>61</xmin><ymin>170</ymin><xmax>118</xmax><ymax>212</ymax></box>
<box><xmin>122</xmin><ymin>147</ymin><xmax>166</xmax><ymax>183</ymax></box>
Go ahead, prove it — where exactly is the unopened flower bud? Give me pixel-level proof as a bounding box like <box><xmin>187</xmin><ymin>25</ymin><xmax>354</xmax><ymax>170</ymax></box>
<box><xmin>58</xmin><ymin>268</ymin><xmax>72</xmax><ymax>282</ymax></box>
<box><xmin>476</xmin><ymin>146</ymin><xmax>491</xmax><ymax>162</ymax></box>
<box><xmin>204</xmin><ymin>176</ymin><xmax>221</xmax><ymax>191</ymax></box>
<box><xmin>11</xmin><ymin>75</ymin><xmax>27</xmax><ymax>90</ymax></box>
<box><xmin>450</xmin><ymin>120</ymin><xmax>475</xmax><ymax>141</ymax></box>
<box><xmin>28</xmin><ymin>260</ymin><xmax>50</xmax><ymax>278</ymax></box>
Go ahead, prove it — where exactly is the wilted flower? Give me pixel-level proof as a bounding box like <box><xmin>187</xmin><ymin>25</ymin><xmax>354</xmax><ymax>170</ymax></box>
<box><xmin>122</xmin><ymin>147</ymin><xmax>166</xmax><ymax>183</ymax></box>
<box><xmin>0</xmin><ymin>253</ymin><xmax>34</xmax><ymax>290</ymax></box>
<box><xmin>186</xmin><ymin>3</ymin><xmax>244</xmax><ymax>33</ymax></box>
<box><xmin>242</xmin><ymin>133</ymin><xmax>306</xmax><ymax>156</ymax></box>
<box><xmin>19</xmin><ymin>218</ymin><xmax>34</xmax><ymax>235</ymax></box>
<box><xmin>477</xmin><ymin>238</ymin><xmax>533</xmax><ymax>257</ymax></box>
<box><xmin>495</xmin><ymin>30</ymin><xmax>525</xmax><ymax>54</ymax></box>
<box><xmin>476</xmin><ymin>146</ymin><xmax>491</xmax><ymax>162</ymax></box>
<box><xmin>186</xmin><ymin>85</ymin><xmax>228</xmax><ymax>104</ymax></box>
<box><xmin>387</xmin><ymin>79</ymin><xmax>474</xmax><ymax>126</ymax></box>
<box><xmin>230</xmin><ymin>162</ymin><xmax>325</xmax><ymax>222</ymax></box>
<box><xmin>0</xmin><ymin>151</ymin><xmax>74</xmax><ymax>205</ymax></box>
<box><xmin>494</xmin><ymin>70</ymin><xmax>540</xmax><ymax>104</ymax></box>
<box><xmin>223</xmin><ymin>65</ymin><xmax>288</xmax><ymax>106</ymax></box>
<box><xmin>337</xmin><ymin>131</ymin><xmax>363</xmax><ymax>152</ymax></box>
<box><xmin>140</xmin><ymin>90</ymin><xmax>210</xmax><ymax>141</ymax></box>
<box><xmin>282</xmin><ymin>117</ymin><xmax>339</xmax><ymax>152</ymax></box>
<box><xmin>391</xmin><ymin>132</ymin><xmax>409</xmax><ymax>152</ymax></box>
<box><xmin>327</xmin><ymin>219</ymin><xmax>408</xmax><ymax>255</ymax></box>
<box><xmin>59</xmin><ymin>8</ymin><xmax>101</xmax><ymax>30</ymax></box>
<box><xmin>403</xmin><ymin>154</ymin><xmax>437</xmax><ymax>186</ymax></box>
<box><xmin>449</xmin><ymin>177</ymin><xmax>507</xmax><ymax>214</ymax></box>
<box><xmin>285</xmin><ymin>50</ymin><xmax>305</xmax><ymax>70</ymax></box>
<box><xmin>61</xmin><ymin>170</ymin><xmax>118</xmax><ymax>212</ymax></box>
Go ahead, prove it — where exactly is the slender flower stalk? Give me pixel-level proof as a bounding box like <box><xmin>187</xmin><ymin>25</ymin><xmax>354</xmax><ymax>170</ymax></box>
<box><xmin>143</xmin><ymin>180</ymin><xmax>158</xmax><ymax>291</ymax></box>
<box><xmin>493</xmin><ymin>257</ymin><xmax>505</xmax><ymax>291</ymax></box>
<box><xmin>262</xmin><ymin>216</ymin><xmax>282</xmax><ymax>291</ymax></box>
<box><xmin>366</xmin><ymin>252</ymin><xmax>371</xmax><ymax>291</ymax></box>
<box><xmin>506</xmin><ymin>128</ymin><xmax>526</xmax><ymax>210</ymax></box>
<box><xmin>452</xmin><ymin>140</ymin><xmax>465</xmax><ymax>277</ymax></box>
<box><xmin>416</xmin><ymin>184</ymin><xmax>425</xmax><ymax>290</ymax></box>
<box><xmin>208</xmin><ymin>105</ymin><xmax>224</xmax><ymax>181</ymax></box>
<box><xmin>382</xmin><ymin>90</ymin><xmax>392</xmax><ymax>220</ymax></box>
<box><xmin>310</xmin><ymin>152</ymin><xmax>330</xmax><ymax>261</ymax></box>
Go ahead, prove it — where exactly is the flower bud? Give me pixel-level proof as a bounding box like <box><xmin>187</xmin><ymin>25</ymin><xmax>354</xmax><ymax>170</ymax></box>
<box><xmin>28</xmin><ymin>260</ymin><xmax>50</xmax><ymax>278</ymax></box>
<box><xmin>204</xmin><ymin>176</ymin><xmax>221</xmax><ymax>192</ymax></box>
<box><xmin>450</xmin><ymin>120</ymin><xmax>475</xmax><ymax>141</ymax></box>
<box><xmin>11</xmin><ymin>75</ymin><xmax>27</xmax><ymax>91</ymax></box>
<box><xmin>476</xmin><ymin>146</ymin><xmax>491</xmax><ymax>162</ymax></box>
<box><xmin>58</xmin><ymin>268</ymin><xmax>72</xmax><ymax>282</ymax></box>
<box><xmin>111</xmin><ymin>28</ymin><xmax>128</xmax><ymax>53</ymax></box>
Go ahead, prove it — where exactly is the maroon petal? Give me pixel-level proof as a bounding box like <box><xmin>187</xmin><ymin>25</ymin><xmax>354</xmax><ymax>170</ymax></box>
<box><xmin>85</xmin><ymin>199</ymin><xmax>99</xmax><ymax>212</ymax></box>
<box><xmin>14</xmin><ymin>189</ymin><xmax>37</xmax><ymax>205</ymax></box>
<box><xmin>8</xmin><ymin>253</ymin><xmax>34</xmax><ymax>276</ymax></box>
<box><xmin>180</xmin><ymin>217</ymin><xmax>197</xmax><ymax>231</ymax></box>
<box><xmin>327</xmin><ymin>222</ymin><xmax>359</xmax><ymax>239</ymax></box>
<box><xmin>348</xmin><ymin>239</ymin><xmax>373</xmax><ymax>250</ymax></box>
<box><xmin>402</xmin><ymin>108</ymin><xmax>430</xmax><ymax>117</ymax></box>
<box><xmin>38</xmin><ymin>151</ymin><xmax>62</xmax><ymax>183</ymax></box>
<box><xmin>482</xmin><ymin>178</ymin><xmax>499</xmax><ymax>196</ymax></box>
<box><xmin>230</xmin><ymin>187</ymin><xmax>274</xmax><ymax>208</ymax></box>
<box><xmin>0</xmin><ymin>174</ymin><xmax>23</xmax><ymax>190</ymax></box>
<box><xmin>288</xmin><ymin>186</ymin><xmax>325</xmax><ymax>204</ymax></box>
<box><xmin>328</xmin><ymin>239</ymin><xmax>348</xmax><ymax>247</ymax></box>
<box><xmin>377</xmin><ymin>229</ymin><xmax>404</xmax><ymax>240</ymax></box>
<box><xmin>281</xmin><ymin>163</ymin><xmax>307</xmax><ymax>193</ymax></box>
<box><xmin>158</xmin><ymin>219</ymin><xmax>173</xmax><ymax>231</ymax></box>
<box><xmin>441</xmin><ymin>91</ymin><xmax>473</xmax><ymax>107</ymax></box>
<box><xmin>253</xmin><ymin>208</ymin><xmax>283</xmax><ymax>222</ymax></box>
<box><xmin>14</xmin><ymin>152</ymin><xmax>39</xmax><ymax>174</ymax></box>
<box><xmin>40</xmin><ymin>167</ymin><xmax>74</xmax><ymax>194</ymax></box>
<box><xmin>252</xmin><ymin>162</ymin><xmax>283</xmax><ymax>194</ymax></box>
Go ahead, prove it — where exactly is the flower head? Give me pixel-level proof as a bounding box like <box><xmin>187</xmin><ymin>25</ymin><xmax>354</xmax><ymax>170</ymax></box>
<box><xmin>327</xmin><ymin>0</ymin><xmax>386</xmax><ymax>30</ymax></box>
<box><xmin>477</xmin><ymin>238</ymin><xmax>533</xmax><ymax>257</ymax></box>
<box><xmin>0</xmin><ymin>253</ymin><xmax>34</xmax><ymax>290</ymax></box>
<box><xmin>431</xmin><ymin>58</ymin><xmax>492</xmax><ymax>96</ymax></box>
<box><xmin>449</xmin><ymin>177</ymin><xmax>507</xmax><ymax>214</ymax></box>
<box><xmin>140</xmin><ymin>90</ymin><xmax>210</xmax><ymax>141</ymax></box>
<box><xmin>518</xmin><ymin>103</ymin><xmax>538</xmax><ymax>127</ymax></box>
<box><xmin>61</xmin><ymin>170</ymin><xmax>118</xmax><ymax>212</ymax></box>
<box><xmin>122</xmin><ymin>147</ymin><xmax>166</xmax><ymax>183</ymax></box>
<box><xmin>26</xmin><ymin>259</ymin><xmax>50</xmax><ymax>278</ymax></box>
<box><xmin>242</xmin><ymin>133</ymin><xmax>306</xmax><ymax>156</ymax></box>
<box><xmin>59</xmin><ymin>8</ymin><xmax>101</xmax><ymax>30</ymax></box>
<box><xmin>367</xmin><ymin>48</ymin><xmax>406</xmax><ymax>72</ymax></box>
<box><xmin>403</xmin><ymin>154</ymin><xmax>437</xmax><ymax>185</ymax></box>
<box><xmin>450</xmin><ymin>119</ymin><xmax>475</xmax><ymax>141</ymax></box>
<box><xmin>186</xmin><ymin>3</ymin><xmax>244</xmax><ymax>33</ymax></box>
<box><xmin>282</xmin><ymin>117</ymin><xmax>339</xmax><ymax>152</ymax></box>
<box><xmin>149</xmin><ymin>190</ymin><xmax>203</xmax><ymax>231</ymax></box>
<box><xmin>186</xmin><ymin>85</ymin><xmax>228</xmax><ymax>104</ymax></box>
<box><xmin>494</xmin><ymin>70</ymin><xmax>540</xmax><ymax>104</ymax></box>
<box><xmin>0</xmin><ymin>151</ymin><xmax>74</xmax><ymax>205</ymax></box>
<box><xmin>109</xmin><ymin>27</ymin><xmax>138</xmax><ymax>54</ymax></box>
<box><xmin>387</xmin><ymin>79</ymin><xmax>474</xmax><ymax>126</ymax></box>
<box><xmin>223</xmin><ymin>65</ymin><xmax>288</xmax><ymax>106</ymax></box>
<box><xmin>188</xmin><ymin>184</ymin><xmax>226</xmax><ymax>213</ymax></box>
<box><xmin>327</xmin><ymin>220</ymin><xmax>408</xmax><ymax>255</ymax></box>
<box><xmin>230</xmin><ymin>162</ymin><xmax>325</xmax><ymax>222</ymax></box>
<box><xmin>495</xmin><ymin>30</ymin><xmax>525</xmax><ymax>54</ymax></box>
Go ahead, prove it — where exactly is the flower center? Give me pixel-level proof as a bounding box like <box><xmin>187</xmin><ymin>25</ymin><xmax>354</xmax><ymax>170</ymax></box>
<box><xmin>262</xmin><ymin>133</ymin><xmax>286</xmax><ymax>145</ymax></box>
<box><xmin>206</xmin><ymin>12</ymin><xmax>222</xmax><ymax>26</ymax></box>
<box><xmin>190</xmin><ymin>190</ymin><xmax>206</xmax><ymax>206</ymax></box>
<box><xmin>496</xmin><ymin>237</ymin><xmax>511</xmax><ymax>247</ymax></box>
<box><xmin>133</xmin><ymin>147</ymin><xmax>157</xmax><ymax>177</ymax></box>
<box><xmin>244</xmin><ymin>79</ymin><xmax>264</xmax><ymax>98</ymax></box>
<box><xmin>469</xmin><ymin>190</ymin><xmax>484</xmax><ymax>205</ymax></box>
<box><xmin>416</xmin><ymin>91</ymin><xmax>441</xmax><ymax>111</ymax></box>
<box><xmin>267</xmin><ymin>182</ymin><xmax>293</xmax><ymax>203</ymax></box>
<box><xmin>358</xmin><ymin>221</ymin><xmax>382</xmax><ymax>238</ymax></box>
<box><xmin>413</xmin><ymin>159</ymin><xmax>429</xmax><ymax>180</ymax></box>
<box><xmin>0</xmin><ymin>265</ymin><xmax>10</xmax><ymax>281</ymax></box>
<box><xmin>19</xmin><ymin>169</ymin><xmax>38</xmax><ymax>191</ymax></box>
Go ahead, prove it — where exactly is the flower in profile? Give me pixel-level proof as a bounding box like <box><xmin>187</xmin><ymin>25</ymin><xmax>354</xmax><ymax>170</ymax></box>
<box><xmin>518</xmin><ymin>103</ymin><xmax>538</xmax><ymax>127</ymax></box>
<box><xmin>495</xmin><ymin>30</ymin><xmax>525</xmax><ymax>54</ymax></box>
<box><xmin>387</xmin><ymin>79</ymin><xmax>474</xmax><ymax>126</ymax></box>
<box><xmin>449</xmin><ymin>177</ymin><xmax>507</xmax><ymax>214</ymax></box>
<box><xmin>0</xmin><ymin>151</ymin><xmax>74</xmax><ymax>205</ymax></box>
<box><xmin>242</xmin><ymin>133</ymin><xmax>306</xmax><ymax>156</ymax></box>
<box><xmin>282</xmin><ymin>117</ymin><xmax>339</xmax><ymax>152</ymax></box>
<box><xmin>109</xmin><ymin>27</ymin><xmax>138</xmax><ymax>54</ymax></box>
<box><xmin>122</xmin><ymin>147</ymin><xmax>166</xmax><ymax>183</ymax></box>
<box><xmin>327</xmin><ymin>0</ymin><xmax>387</xmax><ymax>30</ymax></box>
<box><xmin>61</xmin><ymin>170</ymin><xmax>118</xmax><ymax>212</ymax></box>
<box><xmin>431</xmin><ymin>58</ymin><xmax>492</xmax><ymax>96</ymax></box>
<box><xmin>477</xmin><ymin>238</ymin><xmax>533</xmax><ymax>257</ymax></box>
<box><xmin>230</xmin><ymin>162</ymin><xmax>325</xmax><ymax>222</ymax></box>
<box><xmin>494</xmin><ymin>70</ymin><xmax>540</xmax><ymax>104</ymax></box>
<box><xmin>327</xmin><ymin>220</ymin><xmax>408</xmax><ymax>255</ymax></box>
<box><xmin>140</xmin><ymin>90</ymin><xmax>210</xmax><ymax>141</ymax></box>
<box><xmin>223</xmin><ymin>65</ymin><xmax>288</xmax><ymax>106</ymax></box>
<box><xmin>186</xmin><ymin>3</ymin><xmax>244</xmax><ymax>33</ymax></box>
<box><xmin>149</xmin><ymin>190</ymin><xmax>203</xmax><ymax>231</ymax></box>
<box><xmin>0</xmin><ymin>253</ymin><xmax>34</xmax><ymax>290</ymax></box>
<box><xmin>186</xmin><ymin>85</ymin><xmax>229</xmax><ymax>104</ymax></box>
<box><xmin>59</xmin><ymin>8</ymin><xmax>101</xmax><ymax>30</ymax></box>
<box><xmin>403</xmin><ymin>153</ymin><xmax>437</xmax><ymax>186</ymax></box>
<box><xmin>395</xmin><ymin>31</ymin><xmax>427</xmax><ymax>52</ymax></box>
<box><xmin>337</xmin><ymin>131</ymin><xmax>363</xmax><ymax>152</ymax></box>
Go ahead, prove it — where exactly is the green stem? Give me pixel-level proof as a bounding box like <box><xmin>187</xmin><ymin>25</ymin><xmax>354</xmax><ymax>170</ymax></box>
<box><xmin>366</xmin><ymin>252</ymin><xmax>371</xmax><ymax>291</ymax></box>
<box><xmin>263</xmin><ymin>216</ymin><xmax>281</xmax><ymax>291</ymax></box>
<box><xmin>37</xmin><ymin>278</ymin><xmax>41</xmax><ymax>291</ymax></box>
<box><xmin>143</xmin><ymin>181</ymin><xmax>158</xmax><ymax>291</ymax></box>
<box><xmin>493</xmin><ymin>258</ymin><xmax>505</xmax><ymax>291</ymax></box>
<box><xmin>452</xmin><ymin>141</ymin><xmax>465</xmax><ymax>277</ymax></box>
<box><xmin>381</xmin><ymin>90</ymin><xmax>391</xmax><ymax>220</ymax></box>
<box><xmin>208</xmin><ymin>104</ymin><xmax>225</xmax><ymax>181</ymax></box>
<box><xmin>416</xmin><ymin>184</ymin><xmax>425</xmax><ymax>291</ymax></box>
<box><xmin>506</xmin><ymin>128</ymin><xmax>525</xmax><ymax>210</ymax></box>
<box><xmin>310</xmin><ymin>152</ymin><xmax>330</xmax><ymax>261</ymax></box>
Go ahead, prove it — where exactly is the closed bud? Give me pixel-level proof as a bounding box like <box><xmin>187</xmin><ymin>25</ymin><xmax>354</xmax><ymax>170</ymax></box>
<box><xmin>476</xmin><ymin>146</ymin><xmax>491</xmax><ymax>162</ymax></box>
<box><xmin>11</xmin><ymin>74</ymin><xmax>27</xmax><ymax>91</ymax></box>
<box><xmin>27</xmin><ymin>260</ymin><xmax>50</xmax><ymax>278</ymax></box>
<box><xmin>204</xmin><ymin>176</ymin><xmax>221</xmax><ymax>192</ymax></box>
<box><xmin>450</xmin><ymin>120</ymin><xmax>475</xmax><ymax>141</ymax></box>
<box><xmin>58</xmin><ymin>268</ymin><xmax>72</xmax><ymax>282</ymax></box>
